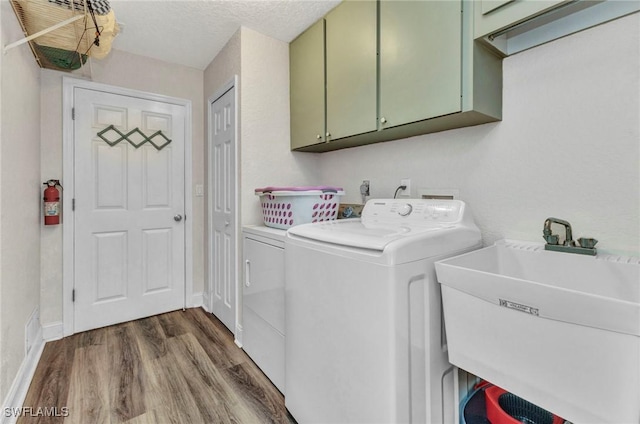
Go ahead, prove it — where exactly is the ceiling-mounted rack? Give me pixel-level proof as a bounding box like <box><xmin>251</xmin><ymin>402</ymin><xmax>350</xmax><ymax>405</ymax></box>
<box><xmin>5</xmin><ymin>0</ymin><xmax>118</xmax><ymax>72</ymax></box>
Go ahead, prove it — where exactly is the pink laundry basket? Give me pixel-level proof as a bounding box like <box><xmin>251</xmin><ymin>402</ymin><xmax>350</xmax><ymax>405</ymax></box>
<box><xmin>255</xmin><ymin>186</ymin><xmax>345</xmax><ymax>229</ymax></box>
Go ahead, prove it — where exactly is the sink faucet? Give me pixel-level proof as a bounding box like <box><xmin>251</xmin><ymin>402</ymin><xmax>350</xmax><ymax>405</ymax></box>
<box><xmin>542</xmin><ymin>217</ymin><xmax>597</xmax><ymax>255</ymax></box>
<box><xmin>543</xmin><ymin>217</ymin><xmax>575</xmax><ymax>246</ymax></box>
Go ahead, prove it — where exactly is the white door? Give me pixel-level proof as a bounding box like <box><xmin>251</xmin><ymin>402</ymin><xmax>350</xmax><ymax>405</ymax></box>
<box><xmin>73</xmin><ymin>88</ymin><xmax>186</xmax><ymax>333</ymax></box>
<box><xmin>209</xmin><ymin>85</ymin><xmax>236</xmax><ymax>333</ymax></box>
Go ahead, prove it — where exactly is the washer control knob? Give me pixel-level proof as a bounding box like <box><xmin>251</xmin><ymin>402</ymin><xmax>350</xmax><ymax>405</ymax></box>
<box><xmin>398</xmin><ymin>203</ymin><xmax>413</xmax><ymax>216</ymax></box>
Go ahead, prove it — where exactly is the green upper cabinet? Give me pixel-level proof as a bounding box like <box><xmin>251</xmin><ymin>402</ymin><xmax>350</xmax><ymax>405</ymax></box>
<box><xmin>379</xmin><ymin>0</ymin><xmax>462</xmax><ymax>129</ymax></box>
<box><xmin>290</xmin><ymin>19</ymin><xmax>325</xmax><ymax>150</ymax></box>
<box><xmin>289</xmin><ymin>1</ymin><xmax>376</xmax><ymax>150</ymax></box>
<box><xmin>290</xmin><ymin>0</ymin><xmax>503</xmax><ymax>152</ymax></box>
<box><xmin>325</xmin><ymin>0</ymin><xmax>377</xmax><ymax>141</ymax></box>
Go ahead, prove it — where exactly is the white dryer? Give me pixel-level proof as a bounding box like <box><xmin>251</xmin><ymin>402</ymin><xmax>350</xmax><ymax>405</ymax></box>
<box><xmin>284</xmin><ymin>199</ymin><xmax>481</xmax><ymax>424</ymax></box>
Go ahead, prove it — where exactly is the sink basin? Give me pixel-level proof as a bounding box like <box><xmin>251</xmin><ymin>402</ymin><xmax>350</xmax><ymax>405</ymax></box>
<box><xmin>435</xmin><ymin>240</ymin><xmax>640</xmax><ymax>424</ymax></box>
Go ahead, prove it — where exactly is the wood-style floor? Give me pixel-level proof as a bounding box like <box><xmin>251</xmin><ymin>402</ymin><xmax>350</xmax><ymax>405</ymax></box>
<box><xmin>18</xmin><ymin>308</ymin><xmax>295</xmax><ymax>424</ymax></box>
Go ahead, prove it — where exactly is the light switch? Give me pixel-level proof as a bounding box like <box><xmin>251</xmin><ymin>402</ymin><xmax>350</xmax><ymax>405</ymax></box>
<box><xmin>195</xmin><ymin>184</ymin><xmax>204</xmax><ymax>197</ymax></box>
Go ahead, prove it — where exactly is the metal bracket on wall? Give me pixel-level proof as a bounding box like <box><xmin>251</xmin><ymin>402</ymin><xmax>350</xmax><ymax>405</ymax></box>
<box><xmin>97</xmin><ymin>124</ymin><xmax>172</xmax><ymax>151</ymax></box>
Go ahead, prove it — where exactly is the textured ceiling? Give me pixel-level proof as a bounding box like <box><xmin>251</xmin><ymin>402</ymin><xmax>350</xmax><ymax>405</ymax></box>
<box><xmin>109</xmin><ymin>0</ymin><xmax>341</xmax><ymax>70</ymax></box>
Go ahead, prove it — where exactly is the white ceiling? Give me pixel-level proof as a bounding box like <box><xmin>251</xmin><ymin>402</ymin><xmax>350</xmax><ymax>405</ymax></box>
<box><xmin>109</xmin><ymin>0</ymin><xmax>341</xmax><ymax>70</ymax></box>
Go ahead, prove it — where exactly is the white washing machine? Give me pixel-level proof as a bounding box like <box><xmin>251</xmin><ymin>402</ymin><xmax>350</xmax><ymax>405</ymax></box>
<box><xmin>284</xmin><ymin>199</ymin><xmax>482</xmax><ymax>424</ymax></box>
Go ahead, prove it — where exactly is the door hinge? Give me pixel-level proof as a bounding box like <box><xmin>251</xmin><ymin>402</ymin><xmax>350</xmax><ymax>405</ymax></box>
<box><xmin>72</xmin><ymin>198</ymin><xmax>75</xmax><ymax>211</ymax></box>
<box><xmin>72</xmin><ymin>107</ymin><xmax>75</xmax><ymax>120</ymax></box>
<box><xmin>72</xmin><ymin>289</ymin><xmax>75</xmax><ymax>302</ymax></box>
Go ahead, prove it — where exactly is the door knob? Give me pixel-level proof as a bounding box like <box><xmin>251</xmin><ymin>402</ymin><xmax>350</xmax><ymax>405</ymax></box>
<box><xmin>174</xmin><ymin>214</ymin><xmax>183</xmax><ymax>222</ymax></box>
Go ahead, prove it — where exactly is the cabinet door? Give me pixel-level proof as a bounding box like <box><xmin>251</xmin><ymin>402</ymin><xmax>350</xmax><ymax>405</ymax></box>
<box><xmin>379</xmin><ymin>0</ymin><xmax>462</xmax><ymax>129</ymax></box>
<box><xmin>243</xmin><ymin>237</ymin><xmax>285</xmax><ymax>334</ymax></box>
<box><xmin>325</xmin><ymin>0</ymin><xmax>377</xmax><ymax>141</ymax></box>
<box><xmin>482</xmin><ymin>0</ymin><xmax>514</xmax><ymax>15</ymax></box>
<box><xmin>290</xmin><ymin>19</ymin><xmax>325</xmax><ymax>150</ymax></box>
<box><xmin>475</xmin><ymin>0</ymin><xmax>567</xmax><ymax>38</ymax></box>
<box><xmin>242</xmin><ymin>235</ymin><xmax>285</xmax><ymax>393</ymax></box>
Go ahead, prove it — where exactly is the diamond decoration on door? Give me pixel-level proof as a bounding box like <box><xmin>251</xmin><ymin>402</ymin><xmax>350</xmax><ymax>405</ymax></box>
<box><xmin>97</xmin><ymin>124</ymin><xmax>172</xmax><ymax>151</ymax></box>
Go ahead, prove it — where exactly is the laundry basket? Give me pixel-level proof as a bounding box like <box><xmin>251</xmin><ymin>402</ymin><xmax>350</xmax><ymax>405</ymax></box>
<box><xmin>255</xmin><ymin>186</ymin><xmax>344</xmax><ymax>229</ymax></box>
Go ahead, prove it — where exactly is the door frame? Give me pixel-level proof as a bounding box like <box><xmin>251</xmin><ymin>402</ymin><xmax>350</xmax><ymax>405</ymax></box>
<box><xmin>62</xmin><ymin>77</ymin><xmax>193</xmax><ymax>337</ymax></box>
<box><xmin>206</xmin><ymin>75</ymin><xmax>240</xmax><ymax>340</ymax></box>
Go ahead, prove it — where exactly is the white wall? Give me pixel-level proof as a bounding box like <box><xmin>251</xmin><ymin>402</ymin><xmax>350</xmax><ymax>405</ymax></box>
<box><xmin>202</xmin><ymin>26</ymin><xmax>320</xmax><ymax>323</ymax></box>
<box><xmin>317</xmin><ymin>13</ymin><xmax>640</xmax><ymax>256</ymax></box>
<box><xmin>204</xmin><ymin>26</ymin><xmax>322</xmax><ymax>228</ymax></box>
<box><xmin>204</xmin><ymin>28</ymin><xmax>241</xmax><ymax>104</ymax></box>
<box><xmin>239</xmin><ymin>27</ymin><xmax>320</xmax><ymax>226</ymax></box>
<box><xmin>39</xmin><ymin>50</ymin><xmax>204</xmax><ymax>327</ymax></box>
<box><xmin>0</xmin><ymin>0</ymin><xmax>42</xmax><ymax>401</ymax></box>
<box><xmin>0</xmin><ymin>3</ymin><xmax>4</xmax><ymax>398</ymax></box>
<box><xmin>203</xmin><ymin>27</ymin><xmax>320</xmax><ymax>231</ymax></box>
<box><xmin>203</xmin><ymin>28</ymin><xmax>242</xmax><ymax>309</ymax></box>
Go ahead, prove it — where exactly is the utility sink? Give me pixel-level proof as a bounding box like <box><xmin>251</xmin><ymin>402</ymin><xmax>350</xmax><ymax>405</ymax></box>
<box><xmin>435</xmin><ymin>240</ymin><xmax>640</xmax><ymax>424</ymax></box>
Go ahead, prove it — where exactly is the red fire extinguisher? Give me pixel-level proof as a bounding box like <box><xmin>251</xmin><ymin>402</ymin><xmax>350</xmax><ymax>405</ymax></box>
<box><xmin>43</xmin><ymin>180</ymin><xmax>62</xmax><ymax>225</ymax></box>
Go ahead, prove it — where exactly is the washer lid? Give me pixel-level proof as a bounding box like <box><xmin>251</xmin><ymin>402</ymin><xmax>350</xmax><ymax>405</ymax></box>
<box><xmin>287</xmin><ymin>199</ymin><xmax>474</xmax><ymax>251</ymax></box>
<box><xmin>287</xmin><ymin>219</ymin><xmax>443</xmax><ymax>251</ymax></box>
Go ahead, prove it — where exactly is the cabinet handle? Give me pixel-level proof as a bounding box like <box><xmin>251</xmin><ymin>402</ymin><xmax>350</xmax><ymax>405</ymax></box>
<box><xmin>316</xmin><ymin>134</ymin><xmax>322</xmax><ymax>140</ymax></box>
<box><xmin>245</xmin><ymin>259</ymin><xmax>251</xmax><ymax>287</ymax></box>
<box><xmin>380</xmin><ymin>117</ymin><xmax>387</xmax><ymax>124</ymax></box>
<box><xmin>326</xmin><ymin>132</ymin><xmax>331</xmax><ymax>137</ymax></box>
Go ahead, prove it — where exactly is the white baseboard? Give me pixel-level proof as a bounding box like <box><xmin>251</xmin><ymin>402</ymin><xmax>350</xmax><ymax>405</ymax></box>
<box><xmin>42</xmin><ymin>321</ymin><xmax>63</xmax><ymax>341</ymax></box>
<box><xmin>190</xmin><ymin>292</ymin><xmax>204</xmax><ymax>308</ymax></box>
<box><xmin>200</xmin><ymin>293</ymin><xmax>212</xmax><ymax>313</ymax></box>
<box><xmin>1</xmin><ymin>326</ymin><xmax>45</xmax><ymax>424</ymax></box>
<box><xmin>234</xmin><ymin>323</ymin><xmax>243</xmax><ymax>348</ymax></box>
